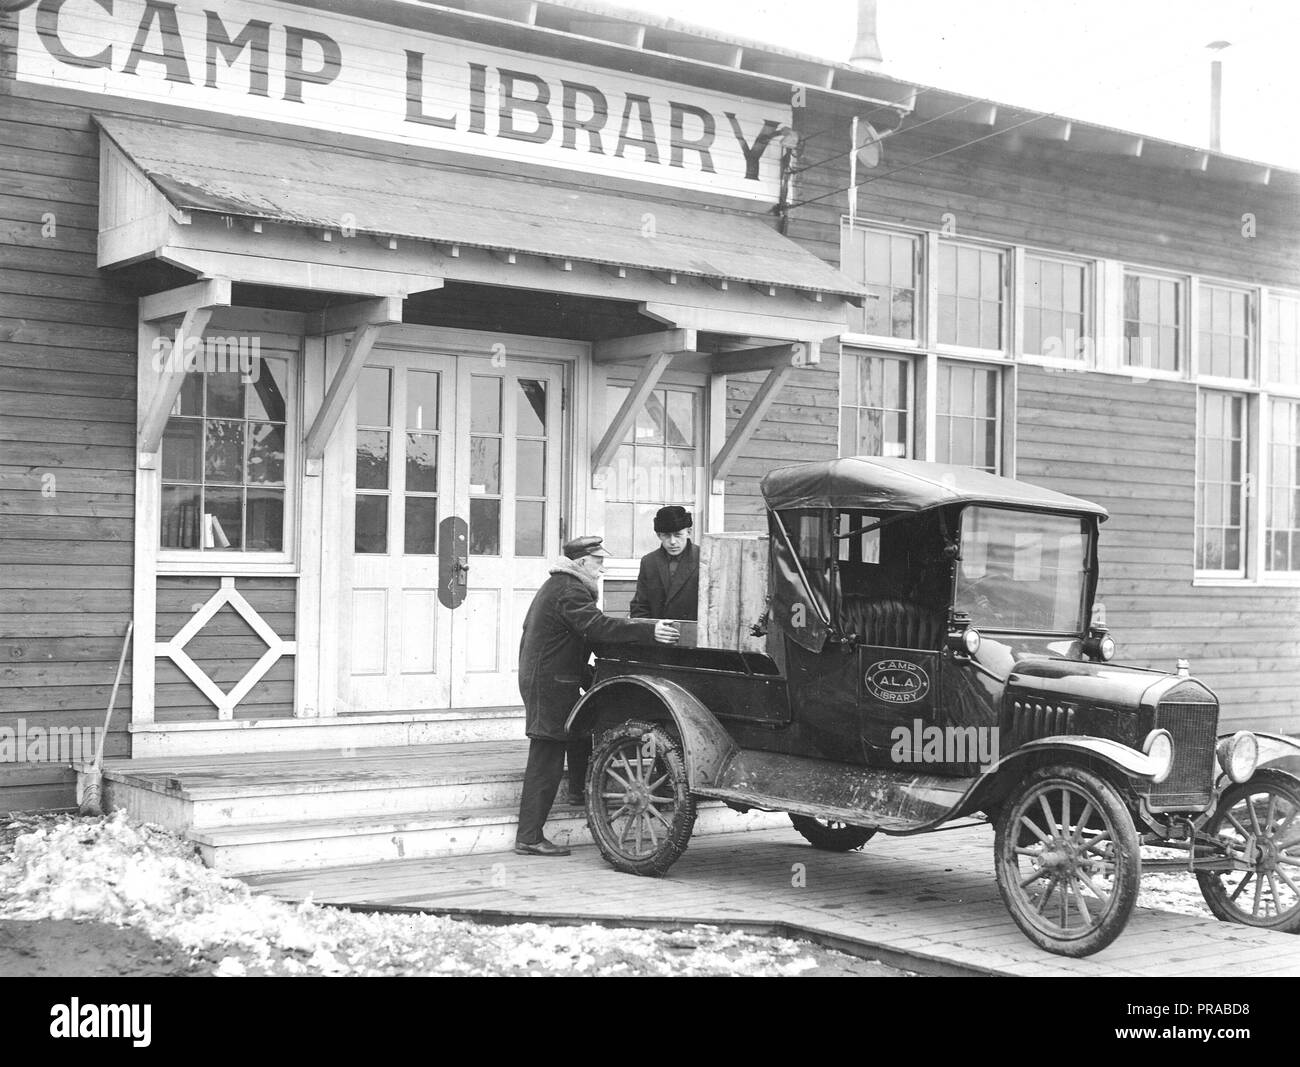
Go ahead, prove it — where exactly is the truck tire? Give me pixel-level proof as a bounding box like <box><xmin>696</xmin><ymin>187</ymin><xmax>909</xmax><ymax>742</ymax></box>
<box><xmin>586</xmin><ymin>720</ymin><xmax>697</xmax><ymax>877</ymax></box>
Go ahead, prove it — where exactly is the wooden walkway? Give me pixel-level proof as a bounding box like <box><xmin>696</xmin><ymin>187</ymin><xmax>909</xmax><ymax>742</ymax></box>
<box><xmin>245</xmin><ymin>822</ymin><xmax>1300</xmax><ymax>977</ymax></box>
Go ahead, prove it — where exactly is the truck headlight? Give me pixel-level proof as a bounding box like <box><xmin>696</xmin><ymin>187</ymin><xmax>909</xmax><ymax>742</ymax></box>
<box><xmin>1142</xmin><ymin>729</ymin><xmax>1174</xmax><ymax>784</ymax></box>
<box><xmin>1216</xmin><ymin>731</ymin><xmax>1259</xmax><ymax>784</ymax></box>
<box><xmin>1083</xmin><ymin>627</ymin><xmax>1115</xmax><ymax>662</ymax></box>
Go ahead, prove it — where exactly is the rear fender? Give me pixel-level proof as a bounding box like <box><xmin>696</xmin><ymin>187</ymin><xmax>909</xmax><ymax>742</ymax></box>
<box><xmin>566</xmin><ymin>676</ymin><xmax>738</xmax><ymax>790</ymax></box>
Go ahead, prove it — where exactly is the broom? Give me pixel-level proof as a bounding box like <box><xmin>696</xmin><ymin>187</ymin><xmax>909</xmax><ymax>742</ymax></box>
<box><xmin>78</xmin><ymin>620</ymin><xmax>133</xmax><ymax>818</ymax></box>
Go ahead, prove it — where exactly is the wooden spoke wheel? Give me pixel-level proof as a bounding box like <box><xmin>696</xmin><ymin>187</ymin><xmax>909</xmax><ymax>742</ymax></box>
<box><xmin>789</xmin><ymin>814</ymin><xmax>875</xmax><ymax>851</ymax></box>
<box><xmin>994</xmin><ymin>765</ymin><xmax>1140</xmax><ymax>957</ymax></box>
<box><xmin>585</xmin><ymin>720</ymin><xmax>697</xmax><ymax>877</ymax></box>
<box><xmin>1196</xmin><ymin>770</ymin><xmax>1300</xmax><ymax>933</ymax></box>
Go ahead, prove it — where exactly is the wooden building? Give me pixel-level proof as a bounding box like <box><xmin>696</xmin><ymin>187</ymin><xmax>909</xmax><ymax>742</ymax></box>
<box><xmin>1</xmin><ymin>1</ymin><xmax>1297</xmax><ymax>852</ymax></box>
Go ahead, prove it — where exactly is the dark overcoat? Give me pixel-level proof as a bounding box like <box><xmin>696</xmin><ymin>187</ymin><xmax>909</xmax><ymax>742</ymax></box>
<box><xmin>629</xmin><ymin>542</ymin><xmax>700</xmax><ymax>621</ymax></box>
<box><xmin>518</xmin><ymin>569</ymin><xmax>656</xmax><ymax>741</ymax></box>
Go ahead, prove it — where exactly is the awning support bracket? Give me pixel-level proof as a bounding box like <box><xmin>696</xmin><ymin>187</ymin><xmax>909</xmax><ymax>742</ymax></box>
<box><xmin>304</xmin><ymin>296</ymin><xmax>404</xmax><ymax>476</ymax></box>
<box><xmin>137</xmin><ymin>276</ymin><xmax>231</xmax><ymax>468</ymax></box>
<box><xmin>590</xmin><ymin>349</ymin><xmax>678</xmax><ymax>486</ymax></box>
<box><xmin>709</xmin><ymin>357</ymin><xmax>801</xmax><ymax>493</ymax></box>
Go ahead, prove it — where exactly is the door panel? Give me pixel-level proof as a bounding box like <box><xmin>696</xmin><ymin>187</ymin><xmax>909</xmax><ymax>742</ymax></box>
<box><xmin>344</xmin><ymin>349</ymin><xmax>566</xmax><ymax>711</ymax></box>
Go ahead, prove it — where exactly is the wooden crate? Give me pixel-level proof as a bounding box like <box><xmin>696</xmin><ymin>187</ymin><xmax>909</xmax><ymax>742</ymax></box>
<box><xmin>698</xmin><ymin>533</ymin><xmax>769</xmax><ymax>652</ymax></box>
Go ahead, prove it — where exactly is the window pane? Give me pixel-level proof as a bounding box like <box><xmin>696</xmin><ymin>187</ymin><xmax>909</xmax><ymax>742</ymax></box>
<box><xmin>205</xmin><ymin>421</ymin><xmax>244</xmax><ymax>485</ymax></box>
<box><xmin>161</xmin><ymin>485</ymin><xmax>201</xmax><ymax>549</ymax></box>
<box><xmin>665</xmin><ymin>390</ymin><xmax>693</xmax><ymax>446</ymax></box>
<box><xmin>636</xmin><ymin>391</ymin><xmax>666</xmax><ymax>444</ymax></box>
<box><xmin>665</xmin><ymin>448</ymin><xmax>696</xmax><ymax>500</ymax></box>
<box><xmin>517</xmin><ymin>439</ymin><xmax>545</xmax><ymax>492</ymax></box>
<box><xmin>470</xmin><ymin>437</ymin><xmax>501</xmax><ymax>494</ymax></box>
<box><xmin>162</xmin><ymin>420</ymin><xmax>202</xmax><ymax>482</ymax></box>
<box><xmin>957</xmin><ymin>246</ymin><xmax>979</xmax><ymax>297</ymax></box>
<box><xmin>865</xmin><ymin>232</ymin><xmax>889</xmax><ymax>285</ymax></box>
<box><xmin>470</xmin><ymin>498</ymin><xmax>501</xmax><ymax>555</ymax></box>
<box><xmin>605</xmin><ymin>501</ymin><xmax>634</xmax><ymax>558</ymax></box>
<box><xmin>516</xmin><ymin>379</ymin><xmax>547</xmax><ymax>437</ymax></box>
<box><xmin>938</xmin><ymin>244</ymin><xmax>956</xmax><ymax>294</ymax></box>
<box><xmin>247</xmin><ymin>423</ymin><xmax>285</xmax><ymax>484</ymax></box>
<box><xmin>207</xmin><ymin>371</ymin><xmax>244</xmax><ymax>419</ymax></box>
<box><xmin>406</xmin><ymin>434</ymin><xmax>438</xmax><ymax>492</ymax></box>
<box><xmin>891</xmin><ymin>289</ymin><xmax>915</xmax><ymax>338</ymax></box>
<box><xmin>245</xmin><ymin>488</ymin><xmax>284</xmax><ymax>551</ymax></box>
<box><xmin>248</xmin><ymin>359</ymin><xmax>287</xmax><ymax>422</ymax></box>
<box><xmin>404</xmin><ymin>496</ymin><xmax>438</xmax><ymax>555</ymax></box>
<box><xmin>407</xmin><ymin>371</ymin><xmax>440</xmax><ymax>431</ymax></box>
<box><xmin>890</xmin><ymin>236</ymin><xmax>914</xmax><ymax>288</ymax></box>
<box><xmin>357</xmin><ymin>367</ymin><xmax>391</xmax><ymax>427</ymax></box>
<box><xmin>204</xmin><ymin>487</ymin><xmax>243</xmax><ymax>550</ymax></box>
<box><xmin>175</xmin><ymin>374</ymin><xmax>203</xmax><ymax>417</ymax></box>
<box><xmin>979</xmin><ymin>251</ymin><xmax>1001</xmax><ymax>300</ymax></box>
<box><xmin>470</xmin><ymin>375</ymin><xmax>502</xmax><ymax>434</ymax></box>
<box><xmin>355</xmin><ymin>495</ymin><xmax>388</xmax><ymax>554</ymax></box>
<box><xmin>356</xmin><ymin>430</ymin><xmax>390</xmax><ymax>490</ymax></box>
<box><xmin>515</xmin><ymin>499</ymin><xmax>545</xmax><ymax>557</ymax></box>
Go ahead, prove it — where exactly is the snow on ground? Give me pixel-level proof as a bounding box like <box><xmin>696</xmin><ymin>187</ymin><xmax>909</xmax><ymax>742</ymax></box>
<box><xmin>0</xmin><ymin>813</ymin><xmax>865</xmax><ymax>976</ymax></box>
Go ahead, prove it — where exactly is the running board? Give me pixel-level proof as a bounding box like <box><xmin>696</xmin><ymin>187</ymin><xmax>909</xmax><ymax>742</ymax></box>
<box><xmin>695</xmin><ymin>749</ymin><xmax>981</xmax><ymax>835</ymax></box>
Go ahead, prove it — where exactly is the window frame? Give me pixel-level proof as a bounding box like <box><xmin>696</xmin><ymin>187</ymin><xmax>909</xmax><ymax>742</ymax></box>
<box><xmin>1120</xmin><ymin>265</ymin><xmax>1188</xmax><ymax>379</ymax></box>
<box><xmin>1194</xmin><ymin>388</ymin><xmax>1251</xmax><ymax>581</ymax></box>
<box><xmin>1194</xmin><ymin>277</ymin><xmax>1257</xmax><ymax>387</ymax></box>
<box><xmin>838</xmin><ymin>347</ymin><xmax>915</xmax><ymax>460</ymax></box>
<box><xmin>1017</xmin><ymin>249</ymin><xmax>1097</xmax><ymax>368</ymax></box>
<box><xmin>597</xmin><ymin>370</ymin><xmax>710</xmax><ymax>579</ymax></box>
<box><xmin>935</xmin><ymin>237</ymin><xmax>1010</xmax><ymax>357</ymax></box>
<box><xmin>157</xmin><ymin>348</ymin><xmax>300</xmax><ymax>575</ymax></box>
<box><xmin>838</xmin><ymin>219</ymin><xmax>926</xmax><ymax>351</ymax></box>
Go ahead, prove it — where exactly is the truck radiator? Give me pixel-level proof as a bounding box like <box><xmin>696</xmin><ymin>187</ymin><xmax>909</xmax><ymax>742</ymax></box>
<box><xmin>1143</xmin><ymin>685</ymin><xmax>1218</xmax><ymax>811</ymax></box>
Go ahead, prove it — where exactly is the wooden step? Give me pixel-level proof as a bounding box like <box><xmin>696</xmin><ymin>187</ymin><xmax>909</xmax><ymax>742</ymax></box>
<box><xmin>101</xmin><ymin>741</ymin><xmax>541</xmax><ymax>831</ymax></box>
<box><xmin>188</xmin><ymin>802</ymin><xmax>789</xmax><ymax>875</ymax></box>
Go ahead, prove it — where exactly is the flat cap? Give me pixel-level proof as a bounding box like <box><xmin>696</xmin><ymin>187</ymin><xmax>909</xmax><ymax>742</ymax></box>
<box><xmin>563</xmin><ymin>535</ymin><xmax>611</xmax><ymax>559</ymax></box>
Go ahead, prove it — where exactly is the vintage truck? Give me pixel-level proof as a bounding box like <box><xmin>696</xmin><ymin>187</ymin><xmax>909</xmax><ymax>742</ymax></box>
<box><xmin>567</xmin><ymin>457</ymin><xmax>1300</xmax><ymax>957</ymax></box>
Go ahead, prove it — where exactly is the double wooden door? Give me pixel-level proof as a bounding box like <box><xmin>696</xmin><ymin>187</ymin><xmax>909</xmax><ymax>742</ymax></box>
<box><xmin>343</xmin><ymin>348</ymin><xmax>566</xmax><ymax>709</ymax></box>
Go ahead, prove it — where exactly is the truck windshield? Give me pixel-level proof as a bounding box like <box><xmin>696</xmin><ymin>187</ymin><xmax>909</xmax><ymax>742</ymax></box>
<box><xmin>954</xmin><ymin>508</ymin><xmax>1089</xmax><ymax>632</ymax></box>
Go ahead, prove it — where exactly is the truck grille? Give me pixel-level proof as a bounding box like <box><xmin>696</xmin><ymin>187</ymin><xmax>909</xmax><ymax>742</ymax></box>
<box><xmin>1143</xmin><ymin>695</ymin><xmax>1218</xmax><ymax>811</ymax></box>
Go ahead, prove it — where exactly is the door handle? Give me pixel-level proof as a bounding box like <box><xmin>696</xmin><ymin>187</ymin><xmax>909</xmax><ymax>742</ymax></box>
<box><xmin>454</xmin><ymin>558</ymin><xmax>469</xmax><ymax>587</ymax></box>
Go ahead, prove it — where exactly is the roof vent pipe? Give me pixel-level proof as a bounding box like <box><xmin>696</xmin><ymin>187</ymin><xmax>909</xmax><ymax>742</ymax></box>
<box><xmin>850</xmin><ymin>0</ymin><xmax>884</xmax><ymax>68</ymax></box>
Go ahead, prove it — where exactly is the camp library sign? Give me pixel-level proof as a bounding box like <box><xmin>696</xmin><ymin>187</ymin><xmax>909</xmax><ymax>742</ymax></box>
<box><xmin>17</xmin><ymin>0</ymin><xmax>793</xmax><ymax>201</ymax></box>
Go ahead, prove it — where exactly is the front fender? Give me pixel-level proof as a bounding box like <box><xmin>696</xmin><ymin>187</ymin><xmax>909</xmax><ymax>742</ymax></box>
<box><xmin>1245</xmin><ymin>731</ymin><xmax>1300</xmax><ymax>783</ymax></box>
<box><xmin>566</xmin><ymin>675</ymin><xmax>738</xmax><ymax>790</ymax></box>
<box><xmin>990</xmin><ymin>735</ymin><xmax>1163</xmax><ymax>783</ymax></box>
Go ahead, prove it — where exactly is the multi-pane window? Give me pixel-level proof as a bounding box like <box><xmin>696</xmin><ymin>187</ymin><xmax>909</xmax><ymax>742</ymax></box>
<box><xmin>839</xmin><ymin>352</ymin><xmax>910</xmax><ymax>458</ymax></box>
<box><xmin>842</xmin><ymin>227</ymin><xmax>919</xmax><ymax>339</ymax></box>
<box><xmin>603</xmin><ymin>383</ymin><xmax>701</xmax><ymax>558</ymax></box>
<box><xmin>937</xmin><ymin>361</ymin><xmax>999</xmax><ymax>473</ymax></box>
<box><xmin>1265</xmin><ymin>294</ymin><xmax>1300</xmax><ymax>388</ymax></box>
<box><xmin>1123</xmin><ymin>271</ymin><xmax>1182</xmax><ymax>372</ymax></box>
<box><xmin>468</xmin><ymin>375</ymin><xmax>504</xmax><ymax>555</ymax></box>
<box><xmin>1198</xmin><ymin>285</ymin><xmax>1253</xmax><ymax>380</ymax></box>
<box><xmin>354</xmin><ymin>367</ymin><xmax>392</xmax><ymax>554</ymax></box>
<box><xmin>1024</xmin><ymin>256</ymin><xmax>1088</xmax><ymax>358</ymax></box>
<box><xmin>937</xmin><ymin>243</ymin><xmax>1004</xmax><ymax>350</ymax></box>
<box><xmin>1266</xmin><ymin>399</ymin><xmax>1300</xmax><ymax>573</ymax></box>
<box><xmin>1196</xmin><ymin>391</ymin><xmax>1247</xmax><ymax>574</ymax></box>
<box><xmin>161</xmin><ymin>356</ymin><xmax>288</xmax><ymax>552</ymax></box>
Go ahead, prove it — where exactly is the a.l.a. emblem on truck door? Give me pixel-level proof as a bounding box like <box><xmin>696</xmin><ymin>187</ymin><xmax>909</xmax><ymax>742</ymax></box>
<box><xmin>864</xmin><ymin>659</ymin><xmax>931</xmax><ymax>704</ymax></box>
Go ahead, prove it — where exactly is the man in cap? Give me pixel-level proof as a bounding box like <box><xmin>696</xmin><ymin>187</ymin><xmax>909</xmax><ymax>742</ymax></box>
<box><xmin>629</xmin><ymin>505</ymin><xmax>699</xmax><ymax>622</ymax></box>
<box><xmin>515</xmin><ymin>535</ymin><xmax>679</xmax><ymax>856</ymax></box>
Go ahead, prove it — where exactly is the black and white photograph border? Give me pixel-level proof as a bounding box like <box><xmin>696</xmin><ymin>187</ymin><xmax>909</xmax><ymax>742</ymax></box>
<box><xmin>1</xmin><ymin>0</ymin><xmax>1298</xmax><ymax>1016</ymax></box>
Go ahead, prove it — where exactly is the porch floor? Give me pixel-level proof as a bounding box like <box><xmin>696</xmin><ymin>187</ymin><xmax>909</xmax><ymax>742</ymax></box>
<box><xmin>244</xmin><ymin>822</ymin><xmax>1300</xmax><ymax>977</ymax></box>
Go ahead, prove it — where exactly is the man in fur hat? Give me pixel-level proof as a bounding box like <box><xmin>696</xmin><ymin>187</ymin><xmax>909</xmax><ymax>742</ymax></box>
<box><xmin>629</xmin><ymin>505</ymin><xmax>699</xmax><ymax>622</ymax></box>
<box><xmin>515</xmin><ymin>535</ymin><xmax>678</xmax><ymax>856</ymax></box>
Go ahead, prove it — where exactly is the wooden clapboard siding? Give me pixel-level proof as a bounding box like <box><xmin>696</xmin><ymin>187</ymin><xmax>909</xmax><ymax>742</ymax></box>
<box><xmin>0</xmin><ymin>82</ymin><xmax>139</xmax><ymax>813</ymax></box>
<box><xmin>1015</xmin><ymin>366</ymin><xmax>1300</xmax><ymax>734</ymax></box>
<box><xmin>154</xmin><ymin>577</ymin><xmax>298</xmax><ymax>722</ymax></box>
